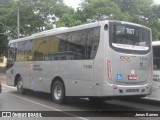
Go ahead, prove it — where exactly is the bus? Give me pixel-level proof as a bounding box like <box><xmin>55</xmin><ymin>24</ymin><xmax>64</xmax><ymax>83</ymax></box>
<box><xmin>6</xmin><ymin>20</ymin><xmax>152</xmax><ymax>104</ymax></box>
<box><xmin>148</xmin><ymin>41</ymin><xmax>160</xmax><ymax>100</ymax></box>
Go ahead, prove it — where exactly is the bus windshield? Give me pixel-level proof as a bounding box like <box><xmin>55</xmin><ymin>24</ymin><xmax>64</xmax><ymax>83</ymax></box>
<box><xmin>110</xmin><ymin>22</ymin><xmax>151</xmax><ymax>54</ymax></box>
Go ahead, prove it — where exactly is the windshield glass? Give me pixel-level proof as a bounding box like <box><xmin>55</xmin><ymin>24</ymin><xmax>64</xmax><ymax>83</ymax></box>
<box><xmin>110</xmin><ymin>22</ymin><xmax>151</xmax><ymax>54</ymax></box>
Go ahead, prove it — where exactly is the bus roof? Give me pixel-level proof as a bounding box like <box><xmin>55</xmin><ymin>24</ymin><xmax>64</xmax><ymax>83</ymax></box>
<box><xmin>8</xmin><ymin>20</ymin><xmax>150</xmax><ymax>44</ymax></box>
<box><xmin>31</xmin><ymin>27</ymin><xmax>69</xmax><ymax>36</ymax></box>
<box><xmin>9</xmin><ymin>21</ymin><xmax>101</xmax><ymax>44</ymax></box>
<box><xmin>152</xmin><ymin>41</ymin><xmax>160</xmax><ymax>46</ymax></box>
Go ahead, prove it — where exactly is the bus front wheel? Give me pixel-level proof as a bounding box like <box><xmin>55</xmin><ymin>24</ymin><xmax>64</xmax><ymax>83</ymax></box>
<box><xmin>51</xmin><ymin>80</ymin><xmax>66</xmax><ymax>104</ymax></box>
<box><xmin>17</xmin><ymin>77</ymin><xmax>25</xmax><ymax>94</ymax></box>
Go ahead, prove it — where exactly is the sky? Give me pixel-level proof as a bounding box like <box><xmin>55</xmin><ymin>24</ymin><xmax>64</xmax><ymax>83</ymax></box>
<box><xmin>154</xmin><ymin>0</ymin><xmax>160</xmax><ymax>4</ymax></box>
<box><xmin>64</xmin><ymin>0</ymin><xmax>160</xmax><ymax>9</ymax></box>
<box><xmin>64</xmin><ymin>0</ymin><xmax>83</xmax><ymax>9</ymax></box>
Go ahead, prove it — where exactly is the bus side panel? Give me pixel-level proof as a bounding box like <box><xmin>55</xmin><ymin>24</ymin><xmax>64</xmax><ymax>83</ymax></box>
<box><xmin>6</xmin><ymin>70</ymin><xmax>15</xmax><ymax>86</ymax></box>
<box><xmin>6</xmin><ymin>62</ymin><xmax>32</xmax><ymax>89</ymax></box>
<box><xmin>31</xmin><ymin>60</ymin><xmax>94</xmax><ymax>96</ymax></box>
<box><xmin>149</xmin><ymin>44</ymin><xmax>160</xmax><ymax>99</ymax></box>
<box><xmin>61</xmin><ymin>60</ymin><xmax>94</xmax><ymax>96</ymax></box>
<box><xmin>16</xmin><ymin>62</ymin><xmax>31</xmax><ymax>89</ymax></box>
<box><xmin>34</xmin><ymin>61</ymin><xmax>59</xmax><ymax>92</ymax></box>
<box><xmin>148</xmin><ymin>70</ymin><xmax>160</xmax><ymax>99</ymax></box>
<box><xmin>91</xmin><ymin>24</ymin><xmax>113</xmax><ymax>97</ymax></box>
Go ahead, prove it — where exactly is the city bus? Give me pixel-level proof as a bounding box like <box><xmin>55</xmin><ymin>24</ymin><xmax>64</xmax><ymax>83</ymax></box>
<box><xmin>6</xmin><ymin>20</ymin><xmax>152</xmax><ymax>104</ymax></box>
<box><xmin>148</xmin><ymin>41</ymin><xmax>160</xmax><ymax>100</ymax></box>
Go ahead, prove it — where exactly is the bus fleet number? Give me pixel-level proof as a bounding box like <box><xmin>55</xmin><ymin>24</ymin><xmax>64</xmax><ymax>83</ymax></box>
<box><xmin>83</xmin><ymin>65</ymin><xmax>92</xmax><ymax>69</ymax></box>
<box><xmin>126</xmin><ymin>28</ymin><xmax>135</xmax><ymax>35</ymax></box>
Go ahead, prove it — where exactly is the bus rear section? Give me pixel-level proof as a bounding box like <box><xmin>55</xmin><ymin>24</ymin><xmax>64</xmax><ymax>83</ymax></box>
<box><xmin>100</xmin><ymin>21</ymin><xmax>152</xmax><ymax>97</ymax></box>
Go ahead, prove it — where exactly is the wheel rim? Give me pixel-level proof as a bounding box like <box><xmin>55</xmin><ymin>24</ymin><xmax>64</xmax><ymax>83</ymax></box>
<box><xmin>17</xmin><ymin>80</ymin><xmax>23</xmax><ymax>92</ymax></box>
<box><xmin>54</xmin><ymin>85</ymin><xmax>62</xmax><ymax>100</ymax></box>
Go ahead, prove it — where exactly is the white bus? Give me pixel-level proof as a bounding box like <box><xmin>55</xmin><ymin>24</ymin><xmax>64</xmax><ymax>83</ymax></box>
<box><xmin>6</xmin><ymin>20</ymin><xmax>152</xmax><ymax>104</ymax></box>
<box><xmin>148</xmin><ymin>41</ymin><xmax>160</xmax><ymax>100</ymax></box>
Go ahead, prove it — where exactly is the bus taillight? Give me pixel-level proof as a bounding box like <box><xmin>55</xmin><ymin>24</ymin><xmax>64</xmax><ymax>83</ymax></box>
<box><xmin>106</xmin><ymin>59</ymin><xmax>111</xmax><ymax>80</ymax></box>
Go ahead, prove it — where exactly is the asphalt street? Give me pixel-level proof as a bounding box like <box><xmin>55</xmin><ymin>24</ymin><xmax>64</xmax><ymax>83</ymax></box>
<box><xmin>0</xmin><ymin>74</ymin><xmax>160</xmax><ymax>120</ymax></box>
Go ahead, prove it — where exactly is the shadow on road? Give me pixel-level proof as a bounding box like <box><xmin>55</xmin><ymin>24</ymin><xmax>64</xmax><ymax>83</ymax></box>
<box><xmin>8</xmin><ymin>90</ymin><xmax>144</xmax><ymax>111</ymax></box>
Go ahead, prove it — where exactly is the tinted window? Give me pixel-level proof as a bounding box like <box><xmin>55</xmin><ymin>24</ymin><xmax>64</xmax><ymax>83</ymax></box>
<box><xmin>43</xmin><ymin>27</ymin><xmax>100</xmax><ymax>61</ymax></box>
<box><xmin>153</xmin><ymin>46</ymin><xmax>160</xmax><ymax>70</ymax></box>
<box><xmin>33</xmin><ymin>36</ymin><xmax>55</xmax><ymax>61</ymax></box>
<box><xmin>110</xmin><ymin>22</ymin><xmax>151</xmax><ymax>54</ymax></box>
<box><xmin>65</xmin><ymin>30</ymin><xmax>85</xmax><ymax>60</ymax></box>
<box><xmin>16</xmin><ymin>40</ymin><xmax>33</xmax><ymax>61</ymax></box>
<box><xmin>64</xmin><ymin>27</ymin><xmax>100</xmax><ymax>60</ymax></box>
<box><xmin>18</xmin><ymin>27</ymin><xmax>100</xmax><ymax>61</ymax></box>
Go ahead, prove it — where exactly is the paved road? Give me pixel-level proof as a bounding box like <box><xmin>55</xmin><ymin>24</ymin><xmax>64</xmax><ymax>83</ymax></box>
<box><xmin>0</xmin><ymin>74</ymin><xmax>160</xmax><ymax>120</ymax></box>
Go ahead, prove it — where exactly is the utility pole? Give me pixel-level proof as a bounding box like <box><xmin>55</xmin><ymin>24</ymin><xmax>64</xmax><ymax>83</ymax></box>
<box><xmin>17</xmin><ymin>8</ymin><xmax>20</xmax><ymax>38</ymax></box>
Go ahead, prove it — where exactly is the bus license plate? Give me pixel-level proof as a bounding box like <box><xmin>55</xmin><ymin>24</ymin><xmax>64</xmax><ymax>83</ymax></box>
<box><xmin>126</xmin><ymin>89</ymin><xmax>139</xmax><ymax>92</ymax></box>
<box><xmin>128</xmin><ymin>75</ymin><xmax>137</xmax><ymax>80</ymax></box>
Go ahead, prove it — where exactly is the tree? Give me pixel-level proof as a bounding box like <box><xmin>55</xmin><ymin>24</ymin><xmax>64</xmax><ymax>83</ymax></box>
<box><xmin>0</xmin><ymin>0</ymin><xmax>16</xmax><ymax>55</ymax></box>
<box><xmin>149</xmin><ymin>5</ymin><xmax>160</xmax><ymax>40</ymax></box>
<box><xmin>80</xmin><ymin>0</ymin><xmax>122</xmax><ymax>22</ymax></box>
<box><xmin>78</xmin><ymin>0</ymin><xmax>160</xmax><ymax>40</ymax></box>
<box><xmin>0</xmin><ymin>0</ymin><xmax>75</xmax><ymax>37</ymax></box>
<box><xmin>16</xmin><ymin>0</ymin><xmax>73</xmax><ymax>35</ymax></box>
<box><xmin>112</xmin><ymin>0</ymin><xmax>159</xmax><ymax>40</ymax></box>
<box><xmin>0</xmin><ymin>0</ymin><xmax>160</xmax><ymax>57</ymax></box>
<box><xmin>0</xmin><ymin>0</ymin><xmax>75</xmax><ymax>55</ymax></box>
<box><xmin>56</xmin><ymin>10</ymin><xmax>82</xmax><ymax>27</ymax></box>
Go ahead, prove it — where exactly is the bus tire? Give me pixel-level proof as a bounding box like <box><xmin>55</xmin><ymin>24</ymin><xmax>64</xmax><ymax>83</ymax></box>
<box><xmin>17</xmin><ymin>76</ymin><xmax>25</xmax><ymax>94</ymax></box>
<box><xmin>51</xmin><ymin>80</ymin><xmax>66</xmax><ymax>104</ymax></box>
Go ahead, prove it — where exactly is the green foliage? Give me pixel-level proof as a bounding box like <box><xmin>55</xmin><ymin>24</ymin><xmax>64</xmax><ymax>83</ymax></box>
<box><xmin>0</xmin><ymin>0</ymin><xmax>160</xmax><ymax>55</ymax></box>
<box><xmin>80</xmin><ymin>0</ymin><xmax>122</xmax><ymax>22</ymax></box>
<box><xmin>80</xmin><ymin>0</ymin><xmax>160</xmax><ymax>40</ymax></box>
<box><xmin>56</xmin><ymin>11</ymin><xmax>82</xmax><ymax>27</ymax></box>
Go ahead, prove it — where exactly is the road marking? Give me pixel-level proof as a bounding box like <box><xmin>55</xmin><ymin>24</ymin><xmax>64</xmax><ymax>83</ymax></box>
<box><xmin>3</xmin><ymin>84</ymin><xmax>88</xmax><ymax>120</ymax></box>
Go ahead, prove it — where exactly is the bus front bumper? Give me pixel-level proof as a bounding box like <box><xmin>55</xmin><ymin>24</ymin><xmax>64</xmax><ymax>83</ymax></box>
<box><xmin>100</xmin><ymin>83</ymin><xmax>152</xmax><ymax>97</ymax></box>
<box><xmin>112</xmin><ymin>83</ymin><xmax>152</xmax><ymax>96</ymax></box>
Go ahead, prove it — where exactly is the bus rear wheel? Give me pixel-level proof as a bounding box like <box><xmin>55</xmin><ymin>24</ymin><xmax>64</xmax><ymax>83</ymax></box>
<box><xmin>51</xmin><ymin>80</ymin><xmax>66</xmax><ymax>104</ymax></box>
<box><xmin>17</xmin><ymin>76</ymin><xmax>25</xmax><ymax>94</ymax></box>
